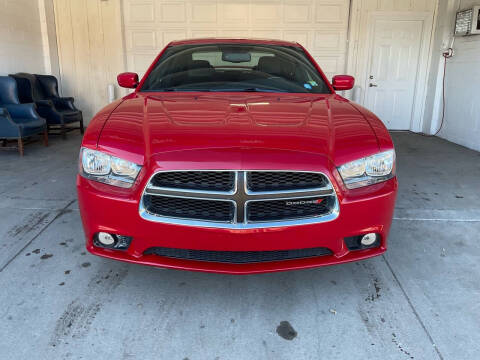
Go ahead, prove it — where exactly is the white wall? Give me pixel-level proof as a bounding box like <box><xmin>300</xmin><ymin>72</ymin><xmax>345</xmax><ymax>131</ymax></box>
<box><xmin>53</xmin><ymin>0</ymin><xmax>125</xmax><ymax>122</ymax></box>
<box><xmin>38</xmin><ymin>0</ymin><xmax>60</xmax><ymax>79</ymax></box>
<box><xmin>0</xmin><ymin>0</ymin><xmax>48</xmax><ymax>75</ymax></box>
<box><xmin>427</xmin><ymin>0</ymin><xmax>480</xmax><ymax>151</ymax></box>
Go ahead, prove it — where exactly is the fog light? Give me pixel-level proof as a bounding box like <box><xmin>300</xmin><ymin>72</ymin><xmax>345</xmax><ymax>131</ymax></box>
<box><xmin>94</xmin><ymin>232</ymin><xmax>132</xmax><ymax>250</ymax></box>
<box><xmin>98</xmin><ymin>232</ymin><xmax>115</xmax><ymax>246</ymax></box>
<box><xmin>360</xmin><ymin>233</ymin><xmax>377</xmax><ymax>246</ymax></box>
<box><xmin>344</xmin><ymin>233</ymin><xmax>380</xmax><ymax>251</ymax></box>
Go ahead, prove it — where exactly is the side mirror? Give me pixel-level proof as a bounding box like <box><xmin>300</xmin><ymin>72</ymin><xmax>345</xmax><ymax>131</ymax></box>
<box><xmin>332</xmin><ymin>75</ymin><xmax>355</xmax><ymax>91</ymax></box>
<box><xmin>117</xmin><ymin>72</ymin><xmax>139</xmax><ymax>89</ymax></box>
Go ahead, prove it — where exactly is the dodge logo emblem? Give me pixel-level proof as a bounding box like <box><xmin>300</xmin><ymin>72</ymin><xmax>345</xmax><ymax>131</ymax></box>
<box><xmin>285</xmin><ymin>199</ymin><xmax>324</xmax><ymax>206</ymax></box>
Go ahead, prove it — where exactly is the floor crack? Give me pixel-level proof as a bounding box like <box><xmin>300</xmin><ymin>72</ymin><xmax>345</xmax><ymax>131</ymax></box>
<box><xmin>382</xmin><ymin>254</ymin><xmax>444</xmax><ymax>360</ymax></box>
<box><xmin>0</xmin><ymin>199</ymin><xmax>77</xmax><ymax>273</ymax></box>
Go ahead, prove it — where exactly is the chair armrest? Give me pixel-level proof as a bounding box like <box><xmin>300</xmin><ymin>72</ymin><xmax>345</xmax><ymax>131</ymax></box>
<box><xmin>36</xmin><ymin>99</ymin><xmax>54</xmax><ymax>106</ymax></box>
<box><xmin>60</xmin><ymin>96</ymin><xmax>74</xmax><ymax>103</ymax></box>
<box><xmin>4</xmin><ymin>104</ymin><xmax>41</xmax><ymax>120</ymax></box>
<box><xmin>53</xmin><ymin>97</ymin><xmax>76</xmax><ymax>111</ymax></box>
<box><xmin>0</xmin><ymin>107</ymin><xmax>21</xmax><ymax>135</ymax></box>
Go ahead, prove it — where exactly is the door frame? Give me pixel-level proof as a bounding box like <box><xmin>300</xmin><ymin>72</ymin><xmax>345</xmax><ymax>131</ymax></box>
<box><xmin>346</xmin><ymin>6</ymin><xmax>437</xmax><ymax>132</ymax></box>
<box><xmin>364</xmin><ymin>12</ymin><xmax>434</xmax><ymax>131</ymax></box>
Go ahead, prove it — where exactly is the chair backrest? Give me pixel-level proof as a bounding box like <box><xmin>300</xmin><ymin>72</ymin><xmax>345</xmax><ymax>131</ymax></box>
<box><xmin>0</xmin><ymin>76</ymin><xmax>21</xmax><ymax>105</ymax></box>
<box><xmin>10</xmin><ymin>73</ymin><xmax>48</xmax><ymax>102</ymax></box>
<box><xmin>36</xmin><ymin>74</ymin><xmax>60</xmax><ymax>98</ymax></box>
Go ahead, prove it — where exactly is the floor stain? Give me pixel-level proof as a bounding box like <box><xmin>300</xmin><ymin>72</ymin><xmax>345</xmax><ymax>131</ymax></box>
<box><xmin>276</xmin><ymin>321</ymin><xmax>297</xmax><ymax>340</ymax></box>
<box><xmin>392</xmin><ymin>332</ymin><xmax>414</xmax><ymax>359</ymax></box>
<box><xmin>40</xmin><ymin>254</ymin><xmax>53</xmax><ymax>260</ymax></box>
<box><xmin>50</xmin><ymin>266</ymin><xmax>128</xmax><ymax>347</ymax></box>
<box><xmin>81</xmin><ymin>262</ymin><xmax>90</xmax><ymax>268</ymax></box>
<box><xmin>51</xmin><ymin>301</ymin><xmax>101</xmax><ymax>346</ymax></box>
<box><xmin>7</xmin><ymin>212</ymin><xmax>51</xmax><ymax>238</ymax></box>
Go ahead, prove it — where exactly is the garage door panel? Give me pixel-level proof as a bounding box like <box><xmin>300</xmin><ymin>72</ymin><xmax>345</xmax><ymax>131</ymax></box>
<box><xmin>250</xmin><ymin>29</ymin><xmax>283</xmax><ymax>39</ymax></box>
<box><xmin>157</xmin><ymin>2</ymin><xmax>187</xmax><ymax>23</ymax></box>
<box><xmin>220</xmin><ymin>29</ymin><xmax>252</xmax><ymax>38</ymax></box>
<box><xmin>190</xmin><ymin>2</ymin><xmax>218</xmax><ymax>23</ymax></box>
<box><xmin>284</xmin><ymin>1</ymin><xmax>313</xmax><ymax>23</ymax></box>
<box><xmin>315</xmin><ymin>1</ymin><xmax>349</xmax><ymax>24</ymax></box>
<box><xmin>162</xmin><ymin>30</ymin><xmax>188</xmax><ymax>45</ymax></box>
<box><xmin>125</xmin><ymin>0</ymin><xmax>155</xmax><ymax>24</ymax></box>
<box><xmin>251</xmin><ymin>2</ymin><xmax>283</xmax><ymax>24</ymax></box>
<box><xmin>283</xmin><ymin>31</ymin><xmax>310</xmax><ymax>47</ymax></box>
<box><xmin>123</xmin><ymin>0</ymin><xmax>349</xmax><ymax>77</ymax></box>
<box><xmin>126</xmin><ymin>30</ymin><xmax>157</xmax><ymax>51</ymax></box>
<box><xmin>313</xmin><ymin>30</ymin><xmax>347</xmax><ymax>51</ymax></box>
<box><xmin>127</xmin><ymin>53</ymin><xmax>158</xmax><ymax>75</ymax></box>
<box><xmin>190</xmin><ymin>30</ymin><xmax>219</xmax><ymax>38</ymax></box>
<box><xmin>310</xmin><ymin>55</ymin><xmax>345</xmax><ymax>79</ymax></box>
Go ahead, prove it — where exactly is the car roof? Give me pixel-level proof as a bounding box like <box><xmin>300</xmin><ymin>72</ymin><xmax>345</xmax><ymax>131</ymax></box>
<box><xmin>167</xmin><ymin>38</ymin><xmax>302</xmax><ymax>47</ymax></box>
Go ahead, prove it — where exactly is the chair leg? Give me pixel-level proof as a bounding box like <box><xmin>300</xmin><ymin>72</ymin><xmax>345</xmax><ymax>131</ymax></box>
<box><xmin>17</xmin><ymin>138</ymin><xmax>24</xmax><ymax>156</ymax></box>
<box><xmin>1</xmin><ymin>139</ymin><xmax>6</xmax><ymax>147</ymax></box>
<box><xmin>79</xmin><ymin>117</ymin><xmax>85</xmax><ymax>134</ymax></box>
<box><xmin>43</xmin><ymin>130</ymin><xmax>48</xmax><ymax>147</ymax></box>
<box><xmin>61</xmin><ymin>124</ymin><xmax>67</xmax><ymax>140</ymax></box>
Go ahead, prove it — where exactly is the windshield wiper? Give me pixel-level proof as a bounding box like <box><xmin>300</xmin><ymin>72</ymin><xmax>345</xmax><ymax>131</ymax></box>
<box><xmin>155</xmin><ymin>88</ymin><xmax>212</xmax><ymax>92</ymax></box>
<box><xmin>211</xmin><ymin>87</ymin><xmax>287</xmax><ymax>93</ymax></box>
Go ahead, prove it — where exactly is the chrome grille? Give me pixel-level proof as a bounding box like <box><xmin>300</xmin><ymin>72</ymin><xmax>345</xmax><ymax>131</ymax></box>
<box><xmin>140</xmin><ymin>170</ymin><xmax>339</xmax><ymax>229</ymax></box>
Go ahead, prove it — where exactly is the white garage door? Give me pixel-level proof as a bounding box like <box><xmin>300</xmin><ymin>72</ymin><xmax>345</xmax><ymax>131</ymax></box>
<box><xmin>123</xmin><ymin>0</ymin><xmax>350</xmax><ymax>81</ymax></box>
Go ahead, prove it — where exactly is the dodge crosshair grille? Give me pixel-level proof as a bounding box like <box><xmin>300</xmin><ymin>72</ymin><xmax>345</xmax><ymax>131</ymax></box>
<box><xmin>139</xmin><ymin>171</ymin><xmax>339</xmax><ymax>229</ymax></box>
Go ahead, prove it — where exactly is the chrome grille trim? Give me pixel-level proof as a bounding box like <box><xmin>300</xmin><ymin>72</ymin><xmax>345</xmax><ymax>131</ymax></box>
<box><xmin>139</xmin><ymin>170</ymin><xmax>339</xmax><ymax>229</ymax></box>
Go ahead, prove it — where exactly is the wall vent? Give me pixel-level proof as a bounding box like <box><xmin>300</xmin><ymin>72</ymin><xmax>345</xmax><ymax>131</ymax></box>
<box><xmin>455</xmin><ymin>6</ymin><xmax>480</xmax><ymax>36</ymax></box>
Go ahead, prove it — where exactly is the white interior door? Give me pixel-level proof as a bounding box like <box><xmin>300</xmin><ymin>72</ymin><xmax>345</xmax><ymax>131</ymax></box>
<box><xmin>365</xmin><ymin>19</ymin><xmax>424</xmax><ymax>130</ymax></box>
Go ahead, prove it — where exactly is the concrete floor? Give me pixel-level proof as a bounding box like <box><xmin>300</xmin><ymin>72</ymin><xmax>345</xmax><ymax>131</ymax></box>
<box><xmin>0</xmin><ymin>132</ymin><xmax>479</xmax><ymax>360</ymax></box>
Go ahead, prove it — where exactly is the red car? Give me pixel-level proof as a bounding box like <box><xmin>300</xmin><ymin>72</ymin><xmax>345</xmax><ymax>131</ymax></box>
<box><xmin>77</xmin><ymin>38</ymin><xmax>397</xmax><ymax>274</ymax></box>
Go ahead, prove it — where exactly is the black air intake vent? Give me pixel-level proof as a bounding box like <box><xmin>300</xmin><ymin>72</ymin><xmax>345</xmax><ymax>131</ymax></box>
<box><xmin>143</xmin><ymin>195</ymin><xmax>234</xmax><ymax>222</ymax></box>
<box><xmin>144</xmin><ymin>246</ymin><xmax>332</xmax><ymax>264</ymax></box>
<box><xmin>247</xmin><ymin>196</ymin><xmax>335</xmax><ymax>222</ymax></box>
<box><xmin>150</xmin><ymin>171</ymin><xmax>235</xmax><ymax>192</ymax></box>
<box><xmin>246</xmin><ymin>171</ymin><xmax>328</xmax><ymax>192</ymax></box>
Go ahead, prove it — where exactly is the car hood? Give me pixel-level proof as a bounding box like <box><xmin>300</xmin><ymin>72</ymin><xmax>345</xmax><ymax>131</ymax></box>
<box><xmin>97</xmin><ymin>92</ymin><xmax>379</xmax><ymax>166</ymax></box>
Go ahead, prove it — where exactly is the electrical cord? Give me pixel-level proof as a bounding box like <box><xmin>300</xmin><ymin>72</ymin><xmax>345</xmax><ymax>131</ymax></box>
<box><xmin>419</xmin><ymin>52</ymin><xmax>448</xmax><ymax>137</ymax></box>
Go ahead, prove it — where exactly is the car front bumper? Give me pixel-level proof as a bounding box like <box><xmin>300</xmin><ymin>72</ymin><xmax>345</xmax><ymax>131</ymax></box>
<box><xmin>77</xmin><ymin>169</ymin><xmax>397</xmax><ymax>274</ymax></box>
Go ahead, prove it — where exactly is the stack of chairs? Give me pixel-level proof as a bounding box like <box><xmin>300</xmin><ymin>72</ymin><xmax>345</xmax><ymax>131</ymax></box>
<box><xmin>0</xmin><ymin>74</ymin><xmax>83</xmax><ymax>156</ymax></box>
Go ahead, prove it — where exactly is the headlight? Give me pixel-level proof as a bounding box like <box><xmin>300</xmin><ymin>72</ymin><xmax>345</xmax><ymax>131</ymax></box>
<box><xmin>337</xmin><ymin>150</ymin><xmax>395</xmax><ymax>189</ymax></box>
<box><xmin>80</xmin><ymin>148</ymin><xmax>141</xmax><ymax>188</ymax></box>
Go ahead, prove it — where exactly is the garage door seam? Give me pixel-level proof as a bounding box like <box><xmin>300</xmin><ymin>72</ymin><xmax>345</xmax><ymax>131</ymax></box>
<box><xmin>382</xmin><ymin>254</ymin><xmax>444</xmax><ymax>360</ymax></box>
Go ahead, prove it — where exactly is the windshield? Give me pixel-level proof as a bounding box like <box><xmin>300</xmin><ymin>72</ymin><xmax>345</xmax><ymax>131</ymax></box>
<box><xmin>140</xmin><ymin>44</ymin><xmax>331</xmax><ymax>94</ymax></box>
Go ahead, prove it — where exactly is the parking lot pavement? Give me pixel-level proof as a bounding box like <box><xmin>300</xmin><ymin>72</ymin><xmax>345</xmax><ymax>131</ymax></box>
<box><xmin>0</xmin><ymin>132</ymin><xmax>479</xmax><ymax>359</ymax></box>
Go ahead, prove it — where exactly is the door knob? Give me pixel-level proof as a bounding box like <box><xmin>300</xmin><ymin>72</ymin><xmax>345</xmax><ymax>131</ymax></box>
<box><xmin>369</xmin><ymin>83</ymin><xmax>378</xmax><ymax>87</ymax></box>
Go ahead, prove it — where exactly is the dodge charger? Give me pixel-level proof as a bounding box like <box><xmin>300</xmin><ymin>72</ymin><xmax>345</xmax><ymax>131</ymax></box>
<box><xmin>77</xmin><ymin>38</ymin><xmax>397</xmax><ymax>274</ymax></box>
